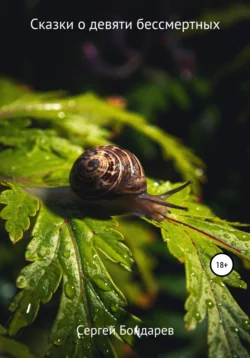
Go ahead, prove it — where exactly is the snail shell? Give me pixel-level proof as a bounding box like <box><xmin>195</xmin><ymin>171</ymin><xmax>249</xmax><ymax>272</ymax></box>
<box><xmin>69</xmin><ymin>146</ymin><xmax>146</xmax><ymax>200</ymax></box>
<box><xmin>69</xmin><ymin>145</ymin><xmax>191</xmax><ymax>221</ymax></box>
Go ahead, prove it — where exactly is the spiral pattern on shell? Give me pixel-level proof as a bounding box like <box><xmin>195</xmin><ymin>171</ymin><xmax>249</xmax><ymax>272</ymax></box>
<box><xmin>69</xmin><ymin>145</ymin><xmax>146</xmax><ymax>200</ymax></box>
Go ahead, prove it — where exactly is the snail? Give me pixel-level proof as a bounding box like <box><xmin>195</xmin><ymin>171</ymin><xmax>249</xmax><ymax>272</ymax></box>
<box><xmin>24</xmin><ymin>145</ymin><xmax>192</xmax><ymax>221</ymax></box>
<box><xmin>69</xmin><ymin>145</ymin><xmax>191</xmax><ymax>221</ymax></box>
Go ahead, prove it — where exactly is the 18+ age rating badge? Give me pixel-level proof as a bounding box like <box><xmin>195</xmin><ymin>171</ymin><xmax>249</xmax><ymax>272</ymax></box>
<box><xmin>210</xmin><ymin>253</ymin><xmax>234</xmax><ymax>277</ymax></box>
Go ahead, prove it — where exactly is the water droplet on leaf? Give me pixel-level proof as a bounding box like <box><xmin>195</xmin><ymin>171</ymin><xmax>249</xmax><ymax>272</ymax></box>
<box><xmin>110</xmin><ymin>304</ymin><xmax>119</xmax><ymax>313</ymax></box>
<box><xmin>37</xmin><ymin>249</ymin><xmax>46</xmax><ymax>258</ymax></box>
<box><xmin>54</xmin><ymin>338</ymin><xmax>63</xmax><ymax>346</ymax></box>
<box><xmin>25</xmin><ymin>249</ymin><xmax>32</xmax><ymax>258</ymax></box>
<box><xmin>58</xmin><ymin>111</ymin><xmax>65</xmax><ymax>119</ymax></box>
<box><xmin>16</xmin><ymin>275</ymin><xmax>25</xmax><ymax>286</ymax></box>
<box><xmin>63</xmin><ymin>250</ymin><xmax>70</xmax><ymax>258</ymax></box>
<box><xmin>92</xmin><ymin>276</ymin><xmax>112</xmax><ymax>292</ymax></box>
<box><xmin>68</xmin><ymin>100</ymin><xmax>76</xmax><ymax>108</ymax></box>
<box><xmin>195</xmin><ymin>312</ymin><xmax>201</xmax><ymax>321</ymax></box>
<box><xmin>206</xmin><ymin>299</ymin><xmax>215</xmax><ymax>309</ymax></box>
<box><xmin>239</xmin><ymin>282</ymin><xmax>247</xmax><ymax>289</ymax></box>
<box><xmin>195</xmin><ymin>168</ymin><xmax>204</xmax><ymax>177</ymax></box>
<box><xmin>242</xmin><ymin>319</ymin><xmax>249</xmax><ymax>327</ymax></box>
<box><xmin>64</xmin><ymin>282</ymin><xmax>75</xmax><ymax>299</ymax></box>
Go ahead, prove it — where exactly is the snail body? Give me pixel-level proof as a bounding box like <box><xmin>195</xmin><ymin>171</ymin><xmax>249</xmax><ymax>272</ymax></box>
<box><xmin>69</xmin><ymin>145</ymin><xmax>191</xmax><ymax>221</ymax></box>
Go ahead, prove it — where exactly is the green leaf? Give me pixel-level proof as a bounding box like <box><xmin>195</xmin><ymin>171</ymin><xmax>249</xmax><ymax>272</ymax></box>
<box><xmin>105</xmin><ymin>219</ymin><xmax>158</xmax><ymax>307</ymax></box>
<box><xmin>0</xmin><ymin>78</ymin><xmax>205</xmax><ymax>191</ymax></box>
<box><xmin>0</xmin><ymin>183</ymin><xmax>39</xmax><ymax>242</ymax></box>
<box><xmin>146</xmin><ymin>181</ymin><xmax>250</xmax><ymax>357</ymax></box>
<box><xmin>0</xmin><ymin>129</ymin><xmax>83</xmax><ymax>186</ymax></box>
<box><xmin>0</xmin><ymin>326</ymin><xmax>35</xmax><ymax>358</ymax></box>
<box><xmin>7</xmin><ymin>203</ymin><xmax>140</xmax><ymax>357</ymax></box>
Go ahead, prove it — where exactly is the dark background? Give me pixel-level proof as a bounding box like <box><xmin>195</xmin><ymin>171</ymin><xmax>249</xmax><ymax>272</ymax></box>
<box><xmin>1</xmin><ymin>1</ymin><xmax>250</xmax><ymax>357</ymax></box>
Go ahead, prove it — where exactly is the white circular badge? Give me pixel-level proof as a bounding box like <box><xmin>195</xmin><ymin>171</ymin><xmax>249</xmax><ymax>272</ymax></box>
<box><xmin>210</xmin><ymin>253</ymin><xmax>234</xmax><ymax>277</ymax></box>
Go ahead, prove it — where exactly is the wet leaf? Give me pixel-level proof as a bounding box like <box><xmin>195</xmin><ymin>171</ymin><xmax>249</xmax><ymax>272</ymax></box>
<box><xmin>146</xmin><ymin>181</ymin><xmax>250</xmax><ymax>358</ymax></box>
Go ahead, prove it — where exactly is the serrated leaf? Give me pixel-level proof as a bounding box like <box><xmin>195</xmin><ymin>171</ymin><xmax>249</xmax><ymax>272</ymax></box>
<box><xmin>0</xmin><ymin>131</ymin><xmax>83</xmax><ymax>186</ymax></box>
<box><xmin>105</xmin><ymin>219</ymin><xmax>157</xmax><ymax>307</ymax></box>
<box><xmin>7</xmin><ymin>203</ymin><xmax>140</xmax><ymax>357</ymax></box>
<box><xmin>0</xmin><ymin>183</ymin><xmax>39</xmax><ymax>242</ymax></box>
<box><xmin>146</xmin><ymin>181</ymin><xmax>250</xmax><ymax>357</ymax></box>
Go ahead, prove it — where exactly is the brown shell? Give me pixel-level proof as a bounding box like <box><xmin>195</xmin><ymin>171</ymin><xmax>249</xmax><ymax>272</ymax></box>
<box><xmin>69</xmin><ymin>145</ymin><xmax>146</xmax><ymax>200</ymax></box>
